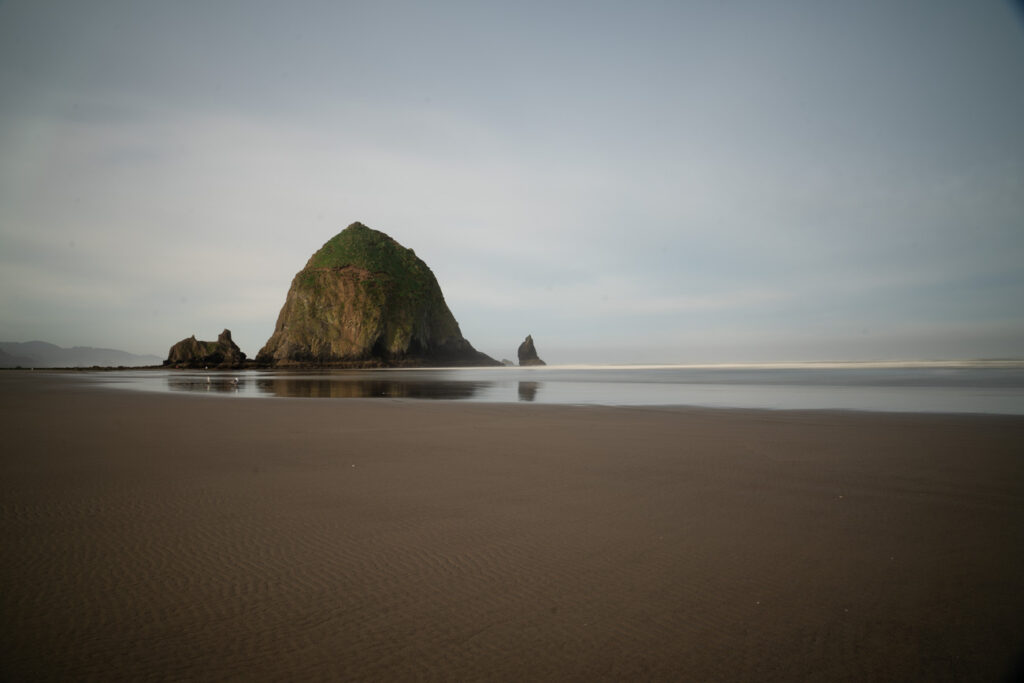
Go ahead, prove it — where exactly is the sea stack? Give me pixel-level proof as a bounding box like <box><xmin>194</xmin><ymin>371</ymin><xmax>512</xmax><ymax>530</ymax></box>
<box><xmin>256</xmin><ymin>222</ymin><xmax>498</xmax><ymax>367</ymax></box>
<box><xmin>517</xmin><ymin>335</ymin><xmax>546</xmax><ymax>366</ymax></box>
<box><xmin>165</xmin><ymin>329</ymin><xmax>246</xmax><ymax>368</ymax></box>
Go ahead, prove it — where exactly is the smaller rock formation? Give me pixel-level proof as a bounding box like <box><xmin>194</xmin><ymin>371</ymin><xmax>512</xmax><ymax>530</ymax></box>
<box><xmin>517</xmin><ymin>335</ymin><xmax>546</xmax><ymax>366</ymax></box>
<box><xmin>165</xmin><ymin>329</ymin><xmax>246</xmax><ymax>369</ymax></box>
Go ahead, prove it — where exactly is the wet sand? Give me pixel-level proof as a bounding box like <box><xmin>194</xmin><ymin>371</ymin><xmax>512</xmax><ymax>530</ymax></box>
<box><xmin>2</xmin><ymin>371</ymin><xmax>1023</xmax><ymax>681</ymax></box>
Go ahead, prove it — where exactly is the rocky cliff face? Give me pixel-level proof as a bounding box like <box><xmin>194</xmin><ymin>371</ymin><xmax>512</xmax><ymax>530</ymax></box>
<box><xmin>256</xmin><ymin>223</ymin><xmax>498</xmax><ymax>367</ymax></box>
<box><xmin>517</xmin><ymin>335</ymin><xmax>546</xmax><ymax>366</ymax></box>
<box><xmin>165</xmin><ymin>329</ymin><xmax>246</xmax><ymax>368</ymax></box>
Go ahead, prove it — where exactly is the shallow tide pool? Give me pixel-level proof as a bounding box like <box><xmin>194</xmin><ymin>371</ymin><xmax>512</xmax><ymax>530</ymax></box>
<box><xmin>84</xmin><ymin>363</ymin><xmax>1024</xmax><ymax>414</ymax></box>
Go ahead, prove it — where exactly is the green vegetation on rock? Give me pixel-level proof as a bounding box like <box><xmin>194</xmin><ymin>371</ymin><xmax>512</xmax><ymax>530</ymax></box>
<box><xmin>308</xmin><ymin>222</ymin><xmax>422</xmax><ymax>274</ymax></box>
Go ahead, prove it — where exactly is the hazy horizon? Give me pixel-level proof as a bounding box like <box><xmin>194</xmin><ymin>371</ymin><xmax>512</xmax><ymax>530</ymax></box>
<box><xmin>2</xmin><ymin>1</ymin><xmax>1022</xmax><ymax>365</ymax></box>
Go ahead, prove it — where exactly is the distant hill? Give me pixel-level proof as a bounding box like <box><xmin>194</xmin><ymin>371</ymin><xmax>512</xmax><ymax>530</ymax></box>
<box><xmin>0</xmin><ymin>341</ymin><xmax>161</xmax><ymax>368</ymax></box>
<box><xmin>0</xmin><ymin>348</ymin><xmax>36</xmax><ymax>367</ymax></box>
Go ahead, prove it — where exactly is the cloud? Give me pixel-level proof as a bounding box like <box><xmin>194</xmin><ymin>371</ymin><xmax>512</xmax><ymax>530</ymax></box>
<box><xmin>1</xmin><ymin>1</ymin><xmax>1022</xmax><ymax>362</ymax></box>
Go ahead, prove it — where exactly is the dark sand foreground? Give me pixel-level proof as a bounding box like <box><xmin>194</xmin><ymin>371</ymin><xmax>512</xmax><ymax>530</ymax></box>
<box><xmin>2</xmin><ymin>372</ymin><xmax>1023</xmax><ymax>682</ymax></box>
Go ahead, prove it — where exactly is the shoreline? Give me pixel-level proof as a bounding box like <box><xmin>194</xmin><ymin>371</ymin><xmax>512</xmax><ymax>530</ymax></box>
<box><xmin>4</xmin><ymin>355</ymin><xmax>1024</xmax><ymax>373</ymax></box>
<box><xmin>16</xmin><ymin>366</ymin><xmax>1024</xmax><ymax>416</ymax></box>
<box><xmin>2</xmin><ymin>373</ymin><xmax>1023</xmax><ymax>681</ymax></box>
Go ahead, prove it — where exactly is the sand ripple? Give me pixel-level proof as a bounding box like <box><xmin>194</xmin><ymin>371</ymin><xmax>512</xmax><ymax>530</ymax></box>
<box><xmin>3</xmin><ymin>374</ymin><xmax>1024</xmax><ymax>681</ymax></box>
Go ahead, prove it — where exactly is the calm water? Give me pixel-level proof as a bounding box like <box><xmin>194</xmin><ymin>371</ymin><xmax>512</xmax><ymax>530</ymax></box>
<box><xmin>89</xmin><ymin>363</ymin><xmax>1024</xmax><ymax>414</ymax></box>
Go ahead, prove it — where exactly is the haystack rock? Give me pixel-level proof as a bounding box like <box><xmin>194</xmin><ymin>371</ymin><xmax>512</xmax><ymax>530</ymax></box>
<box><xmin>256</xmin><ymin>222</ymin><xmax>499</xmax><ymax>367</ymax></box>
<box><xmin>165</xmin><ymin>329</ymin><xmax>246</xmax><ymax>368</ymax></box>
<box><xmin>517</xmin><ymin>335</ymin><xmax>546</xmax><ymax>366</ymax></box>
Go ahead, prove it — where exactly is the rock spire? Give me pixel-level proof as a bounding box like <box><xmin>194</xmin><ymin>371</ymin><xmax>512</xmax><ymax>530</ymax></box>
<box><xmin>517</xmin><ymin>335</ymin><xmax>546</xmax><ymax>366</ymax></box>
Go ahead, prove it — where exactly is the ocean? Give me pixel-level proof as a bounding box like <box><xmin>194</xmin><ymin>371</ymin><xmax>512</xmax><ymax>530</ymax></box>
<box><xmin>88</xmin><ymin>362</ymin><xmax>1024</xmax><ymax>414</ymax></box>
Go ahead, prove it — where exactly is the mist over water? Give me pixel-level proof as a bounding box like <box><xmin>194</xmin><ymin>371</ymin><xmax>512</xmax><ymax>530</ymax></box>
<box><xmin>89</xmin><ymin>363</ymin><xmax>1024</xmax><ymax>414</ymax></box>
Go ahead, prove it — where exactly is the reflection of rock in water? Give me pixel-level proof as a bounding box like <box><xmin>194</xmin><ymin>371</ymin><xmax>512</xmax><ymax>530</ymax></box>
<box><xmin>256</xmin><ymin>378</ymin><xmax>485</xmax><ymax>400</ymax></box>
<box><xmin>518</xmin><ymin>381</ymin><xmax>539</xmax><ymax>402</ymax></box>
<box><xmin>166</xmin><ymin>375</ymin><xmax>244</xmax><ymax>393</ymax></box>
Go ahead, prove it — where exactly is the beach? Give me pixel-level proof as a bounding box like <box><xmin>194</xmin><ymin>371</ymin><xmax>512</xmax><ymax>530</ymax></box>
<box><xmin>2</xmin><ymin>371</ymin><xmax>1023</xmax><ymax>681</ymax></box>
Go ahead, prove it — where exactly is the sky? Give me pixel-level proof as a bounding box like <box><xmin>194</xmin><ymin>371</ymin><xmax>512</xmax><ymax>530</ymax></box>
<box><xmin>1</xmin><ymin>0</ymin><xmax>1022</xmax><ymax>364</ymax></box>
